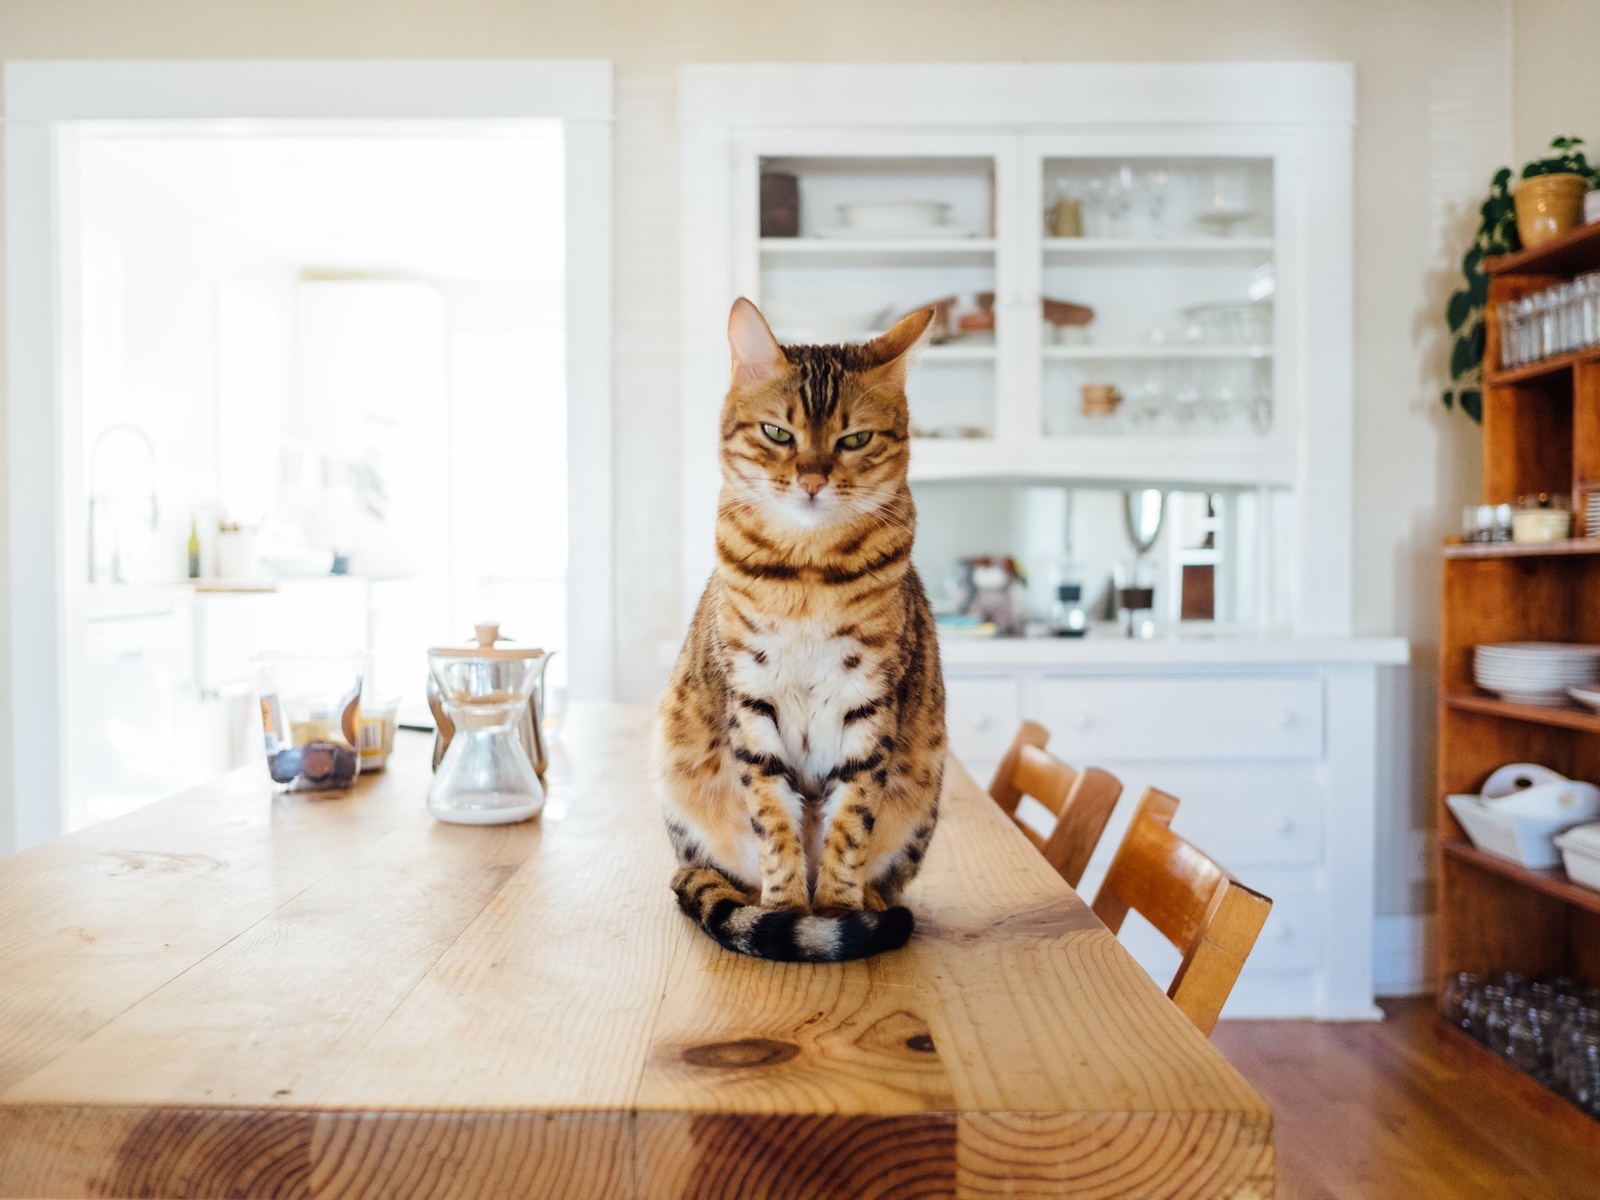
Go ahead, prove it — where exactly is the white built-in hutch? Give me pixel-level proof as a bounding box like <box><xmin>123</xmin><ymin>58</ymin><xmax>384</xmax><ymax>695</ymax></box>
<box><xmin>679</xmin><ymin>63</ymin><xmax>1406</xmax><ymax>1018</ymax></box>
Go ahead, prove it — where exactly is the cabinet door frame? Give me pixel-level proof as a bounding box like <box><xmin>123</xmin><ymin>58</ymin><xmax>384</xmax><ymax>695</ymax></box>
<box><xmin>680</xmin><ymin>62</ymin><xmax>1354</xmax><ymax>634</ymax></box>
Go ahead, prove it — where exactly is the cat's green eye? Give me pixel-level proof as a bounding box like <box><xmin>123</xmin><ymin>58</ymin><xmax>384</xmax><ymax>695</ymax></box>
<box><xmin>837</xmin><ymin>431</ymin><xmax>873</xmax><ymax>451</ymax></box>
<box><xmin>761</xmin><ymin>423</ymin><xmax>794</xmax><ymax>445</ymax></box>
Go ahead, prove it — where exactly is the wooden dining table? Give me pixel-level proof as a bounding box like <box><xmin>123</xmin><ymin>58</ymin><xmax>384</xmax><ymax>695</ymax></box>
<box><xmin>0</xmin><ymin>703</ymin><xmax>1273</xmax><ymax>1199</ymax></box>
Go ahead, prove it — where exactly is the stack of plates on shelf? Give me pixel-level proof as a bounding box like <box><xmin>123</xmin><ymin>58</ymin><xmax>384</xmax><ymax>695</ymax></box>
<box><xmin>1585</xmin><ymin>492</ymin><xmax>1600</xmax><ymax>538</ymax></box>
<box><xmin>1474</xmin><ymin>642</ymin><xmax>1600</xmax><ymax>705</ymax></box>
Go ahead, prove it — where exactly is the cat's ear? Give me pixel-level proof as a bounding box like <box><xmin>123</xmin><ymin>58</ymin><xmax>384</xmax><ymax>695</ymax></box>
<box><xmin>728</xmin><ymin>297</ymin><xmax>788</xmax><ymax>388</ymax></box>
<box><xmin>862</xmin><ymin>308</ymin><xmax>935</xmax><ymax>388</ymax></box>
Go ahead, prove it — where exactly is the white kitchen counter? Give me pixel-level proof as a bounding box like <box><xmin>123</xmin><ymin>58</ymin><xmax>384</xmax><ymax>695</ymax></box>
<box><xmin>938</xmin><ymin>630</ymin><xmax>1409</xmax><ymax>668</ymax></box>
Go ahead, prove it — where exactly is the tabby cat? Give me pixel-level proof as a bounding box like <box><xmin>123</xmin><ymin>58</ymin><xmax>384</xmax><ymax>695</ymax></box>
<box><xmin>656</xmin><ymin>297</ymin><xmax>947</xmax><ymax>962</ymax></box>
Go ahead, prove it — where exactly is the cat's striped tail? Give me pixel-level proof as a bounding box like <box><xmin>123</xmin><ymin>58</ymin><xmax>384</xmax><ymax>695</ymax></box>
<box><xmin>671</xmin><ymin>866</ymin><xmax>913</xmax><ymax>962</ymax></box>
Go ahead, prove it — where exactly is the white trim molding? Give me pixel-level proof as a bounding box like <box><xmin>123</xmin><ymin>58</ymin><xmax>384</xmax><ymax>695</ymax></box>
<box><xmin>2</xmin><ymin>59</ymin><xmax>615</xmax><ymax>854</ymax></box>
<box><xmin>1374</xmin><ymin>914</ymin><xmax>1439</xmax><ymax>998</ymax></box>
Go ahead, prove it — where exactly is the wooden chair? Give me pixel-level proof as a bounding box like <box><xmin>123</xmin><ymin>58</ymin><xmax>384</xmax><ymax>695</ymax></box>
<box><xmin>988</xmin><ymin>720</ymin><xmax>1123</xmax><ymax>890</ymax></box>
<box><xmin>1091</xmin><ymin>787</ymin><xmax>1273</xmax><ymax>1037</ymax></box>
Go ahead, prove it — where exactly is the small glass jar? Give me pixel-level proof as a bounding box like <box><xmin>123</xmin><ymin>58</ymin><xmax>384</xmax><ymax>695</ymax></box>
<box><xmin>1507</xmin><ymin>1003</ymin><xmax>1556</xmax><ymax>1085</ymax></box>
<box><xmin>1442</xmin><ymin>971</ymin><xmax>1483</xmax><ymax>1033</ymax></box>
<box><xmin>1469</xmin><ymin>983</ymin><xmax>1511</xmax><ymax>1043</ymax></box>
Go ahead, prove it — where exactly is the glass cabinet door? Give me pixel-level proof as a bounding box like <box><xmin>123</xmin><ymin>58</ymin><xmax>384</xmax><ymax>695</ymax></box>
<box><xmin>743</xmin><ymin>140</ymin><xmax>1012</xmax><ymax>464</ymax></box>
<box><xmin>1029</xmin><ymin>149</ymin><xmax>1283</xmax><ymax>458</ymax></box>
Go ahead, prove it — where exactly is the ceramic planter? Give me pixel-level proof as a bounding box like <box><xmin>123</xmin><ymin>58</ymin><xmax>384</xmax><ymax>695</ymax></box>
<box><xmin>1514</xmin><ymin>173</ymin><xmax>1587</xmax><ymax>248</ymax></box>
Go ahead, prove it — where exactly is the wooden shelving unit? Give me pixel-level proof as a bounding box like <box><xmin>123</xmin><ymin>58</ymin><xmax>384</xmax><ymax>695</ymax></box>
<box><xmin>1438</xmin><ymin>220</ymin><xmax>1600</xmax><ymax>1134</ymax></box>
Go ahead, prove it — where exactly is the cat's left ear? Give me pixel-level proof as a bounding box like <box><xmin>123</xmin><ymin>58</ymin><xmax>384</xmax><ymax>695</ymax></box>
<box><xmin>728</xmin><ymin>297</ymin><xmax>789</xmax><ymax>388</ymax></box>
<box><xmin>862</xmin><ymin>308</ymin><xmax>935</xmax><ymax>389</ymax></box>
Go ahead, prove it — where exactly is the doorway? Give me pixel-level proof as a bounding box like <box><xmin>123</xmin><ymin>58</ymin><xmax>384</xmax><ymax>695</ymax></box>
<box><xmin>3</xmin><ymin>61</ymin><xmax>613</xmax><ymax>850</ymax></box>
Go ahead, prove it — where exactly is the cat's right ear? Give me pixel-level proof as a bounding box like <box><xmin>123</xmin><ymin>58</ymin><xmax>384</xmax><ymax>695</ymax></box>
<box><xmin>728</xmin><ymin>298</ymin><xmax>788</xmax><ymax>388</ymax></box>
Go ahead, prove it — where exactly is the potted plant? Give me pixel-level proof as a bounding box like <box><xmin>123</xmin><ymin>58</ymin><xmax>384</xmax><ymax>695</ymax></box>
<box><xmin>1443</xmin><ymin>137</ymin><xmax>1596</xmax><ymax>421</ymax></box>
<box><xmin>1515</xmin><ymin>135</ymin><xmax>1594</xmax><ymax>248</ymax></box>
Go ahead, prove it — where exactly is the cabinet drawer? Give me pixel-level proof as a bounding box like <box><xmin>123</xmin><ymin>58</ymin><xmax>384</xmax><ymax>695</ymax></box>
<box><xmin>1083</xmin><ymin>764</ymin><xmax>1324</xmax><ymax>869</ymax></box>
<box><xmin>943</xmin><ymin>675</ymin><xmax>1021</xmax><ymax>764</ymax></box>
<box><xmin>1037</xmin><ymin>675</ymin><xmax>1324</xmax><ymax>761</ymax></box>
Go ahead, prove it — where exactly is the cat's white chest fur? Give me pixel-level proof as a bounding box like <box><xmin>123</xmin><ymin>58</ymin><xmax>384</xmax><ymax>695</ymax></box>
<box><xmin>730</xmin><ymin>617</ymin><xmax>880</xmax><ymax>790</ymax></box>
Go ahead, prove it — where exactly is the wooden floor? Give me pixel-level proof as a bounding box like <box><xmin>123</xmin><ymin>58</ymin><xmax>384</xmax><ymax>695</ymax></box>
<box><xmin>1213</xmin><ymin>998</ymin><xmax>1600</xmax><ymax>1200</ymax></box>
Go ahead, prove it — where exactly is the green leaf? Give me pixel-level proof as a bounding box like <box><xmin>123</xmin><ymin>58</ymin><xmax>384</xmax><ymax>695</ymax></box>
<box><xmin>1461</xmin><ymin>389</ymin><xmax>1482</xmax><ymax>424</ymax></box>
<box><xmin>1446</xmin><ymin>290</ymin><xmax>1473</xmax><ymax>331</ymax></box>
<box><xmin>1451</xmin><ymin>331</ymin><xmax>1479</xmax><ymax>379</ymax></box>
<box><xmin>1463</xmin><ymin>245</ymin><xmax>1483</xmax><ymax>275</ymax></box>
<box><xmin>1441</xmin><ymin>388</ymin><xmax>1455</xmax><ymax>411</ymax></box>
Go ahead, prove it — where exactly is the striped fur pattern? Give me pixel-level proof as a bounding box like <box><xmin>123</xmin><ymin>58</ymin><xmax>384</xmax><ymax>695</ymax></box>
<box><xmin>656</xmin><ymin>298</ymin><xmax>946</xmax><ymax>962</ymax></box>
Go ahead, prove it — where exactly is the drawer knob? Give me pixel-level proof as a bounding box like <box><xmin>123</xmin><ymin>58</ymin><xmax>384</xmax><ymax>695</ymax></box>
<box><xmin>972</xmin><ymin>714</ymin><xmax>993</xmax><ymax>731</ymax></box>
<box><xmin>1276</xmin><ymin>709</ymin><xmax>1298</xmax><ymax>730</ymax></box>
<box><xmin>1272</xmin><ymin>815</ymin><xmax>1294</xmax><ymax>835</ymax></box>
<box><xmin>1275</xmin><ymin>922</ymin><xmax>1294</xmax><ymax>943</ymax></box>
<box><xmin>1074</xmin><ymin>713</ymin><xmax>1094</xmax><ymax>731</ymax></box>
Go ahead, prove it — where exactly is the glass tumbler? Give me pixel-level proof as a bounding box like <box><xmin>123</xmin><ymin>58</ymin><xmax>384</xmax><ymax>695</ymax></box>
<box><xmin>1442</xmin><ymin>971</ymin><xmax>1483</xmax><ymax>1033</ymax></box>
<box><xmin>426</xmin><ymin>647</ymin><xmax>546</xmax><ymax>825</ymax></box>
<box><xmin>251</xmin><ymin>652</ymin><xmax>366</xmax><ymax>792</ymax></box>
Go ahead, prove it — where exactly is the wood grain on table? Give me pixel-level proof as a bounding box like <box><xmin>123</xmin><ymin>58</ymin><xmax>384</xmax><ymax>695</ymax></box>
<box><xmin>0</xmin><ymin>704</ymin><xmax>1273</xmax><ymax>1200</ymax></box>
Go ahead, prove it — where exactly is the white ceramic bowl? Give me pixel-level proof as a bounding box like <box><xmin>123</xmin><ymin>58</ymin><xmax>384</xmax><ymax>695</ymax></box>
<box><xmin>837</xmin><ymin>200</ymin><xmax>950</xmax><ymax>231</ymax></box>
<box><xmin>1447</xmin><ymin>794</ymin><xmax>1581</xmax><ymax>869</ymax></box>
<box><xmin>1482</xmin><ymin>779</ymin><xmax>1600</xmax><ymax>822</ymax></box>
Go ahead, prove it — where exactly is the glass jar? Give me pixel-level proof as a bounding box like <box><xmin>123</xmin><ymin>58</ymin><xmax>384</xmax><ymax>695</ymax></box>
<box><xmin>1506</xmin><ymin>1003</ymin><xmax>1556</xmax><ymax>1085</ymax></box>
<box><xmin>1442</xmin><ymin>971</ymin><xmax>1483</xmax><ymax>1033</ymax></box>
<box><xmin>1468</xmin><ymin>983</ymin><xmax>1511</xmax><ymax>1043</ymax></box>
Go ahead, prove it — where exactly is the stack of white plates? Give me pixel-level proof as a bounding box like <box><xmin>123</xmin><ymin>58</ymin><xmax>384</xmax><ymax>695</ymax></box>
<box><xmin>1474</xmin><ymin>642</ymin><xmax>1600</xmax><ymax>705</ymax></box>
<box><xmin>1585</xmin><ymin>492</ymin><xmax>1600</xmax><ymax>538</ymax></box>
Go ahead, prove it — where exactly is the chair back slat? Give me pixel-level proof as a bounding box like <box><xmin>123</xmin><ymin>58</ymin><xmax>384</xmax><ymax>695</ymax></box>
<box><xmin>988</xmin><ymin>720</ymin><xmax>1049</xmax><ymax>816</ymax></box>
<box><xmin>1013</xmin><ymin>744</ymin><xmax>1077</xmax><ymax>817</ymax></box>
<box><xmin>1091</xmin><ymin>786</ymin><xmax>1273</xmax><ymax>1037</ymax></box>
<box><xmin>988</xmin><ymin>723</ymin><xmax>1122</xmax><ymax>889</ymax></box>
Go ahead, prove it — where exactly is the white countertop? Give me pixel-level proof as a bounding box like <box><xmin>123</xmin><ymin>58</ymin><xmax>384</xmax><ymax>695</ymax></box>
<box><xmin>938</xmin><ymin>629</ymin><xmax>1409</xmax><ymax>667</ymax></box>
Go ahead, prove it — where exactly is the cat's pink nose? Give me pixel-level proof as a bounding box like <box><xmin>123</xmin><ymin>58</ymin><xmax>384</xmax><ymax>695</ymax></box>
<box><xmin>798</xmin><ymin>473</ymin><xmax>828</xmax><ymax>498</ymax></box>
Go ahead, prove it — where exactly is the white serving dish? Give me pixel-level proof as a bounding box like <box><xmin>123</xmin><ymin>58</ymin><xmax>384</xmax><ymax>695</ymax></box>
<box><xmin>1447</xmin><ymin>793</ymin><xmax>1586</xmax><ymax>869</ymax></box>
<box><xmin>1482</xmin><ymin>762</ymin><xmax>1567</xmax><ymax>797</ymax></box>
<box><xmin>1482</xmin><ymin>779</ymin><xmax>1600</xmax><ymax>821</ymax></box>
<box><xmin>837</xmin><ymin>200</ymin><xmax>950</xmax><ymax>231</ymax></box>
<box><xmin>1554</xmin><ymin>823</ymin><xmax>1600</xmax><ymax>889</ymax></box>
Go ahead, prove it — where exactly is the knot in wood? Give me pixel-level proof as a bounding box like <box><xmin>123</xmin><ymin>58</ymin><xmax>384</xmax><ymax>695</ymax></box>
<box><xmin>681</xmin><ymin>1038</ymin><xmax>800</xmax><ymax>1069</ymax></box>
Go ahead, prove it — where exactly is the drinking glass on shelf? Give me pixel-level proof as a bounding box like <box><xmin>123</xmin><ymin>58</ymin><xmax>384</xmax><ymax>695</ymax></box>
<box><xmin>1535</xmin><ymin>291</ymin><xmax>1558</xmax><ymax>361</ymax></box>
<box><xmin>1469</xmin><ymin>983</ymin><xmax>1511</xmax><ymax>1042</ymax></box>
<box><xmin>1498</xmin><ymin>302</ymin><xmax>1521</xmax><ymax>369</ymax></box>
<box><xmin>1442</xmin><ymin>971</ymin><xmax>1483</xmax><ymax>1033</ymax></box>
<box><xmin>1581</xmin><ymin>273</ymin><xmax>1600</xmax><ymax>348</ymax></box>
<box><xmin>1507</xmin><ymin>1004</ymin><xmax>1556</xmax><ymax>1085</ymax></box>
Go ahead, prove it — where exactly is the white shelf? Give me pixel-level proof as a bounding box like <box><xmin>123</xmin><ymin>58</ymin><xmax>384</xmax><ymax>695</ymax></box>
<box><xmin>1042</xmin><ymin>345</ymin><xmax>1272</xmax><ymax>361</ymax></box>
<box><xmin>760</xmin><ymin>236</ymin><xmax>996</xmax><ymax>268</ymax></box>
<box><xmin>1043</xmin><ymin>237</ymin><xmax>1273</xmax><ymax>261</ymax></box>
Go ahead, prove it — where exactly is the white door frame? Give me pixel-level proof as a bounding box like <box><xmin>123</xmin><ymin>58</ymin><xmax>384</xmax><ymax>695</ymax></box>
<box><xmin>2</xmin><ymin>59</ymin><xmax>615</xmax><ymax>854</ymax></box>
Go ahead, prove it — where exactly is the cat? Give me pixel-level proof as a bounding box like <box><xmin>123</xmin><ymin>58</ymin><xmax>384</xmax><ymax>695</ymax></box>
<box><xmin>656</xmin><ymin>297</ymin><xmax>947</xmax><ymax>962</ymax></box>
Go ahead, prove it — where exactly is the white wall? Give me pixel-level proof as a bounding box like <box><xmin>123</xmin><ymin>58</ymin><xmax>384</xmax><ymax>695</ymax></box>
<box><xmin>0</xmin><ymin>0</ymin><xmax>1563</xmax><ymax>927</ymax></box>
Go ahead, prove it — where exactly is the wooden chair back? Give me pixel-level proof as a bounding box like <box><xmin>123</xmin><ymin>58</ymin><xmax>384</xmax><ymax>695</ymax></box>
<box><xmin>1091</xmin><ymin>787</ymin><xmax>1273</xmax><ymax>1036</ymax></box>
<box><xmin>988</xmin><ymin>720</ymin><xmax>1123</xmax><ymax>889</ymax></box>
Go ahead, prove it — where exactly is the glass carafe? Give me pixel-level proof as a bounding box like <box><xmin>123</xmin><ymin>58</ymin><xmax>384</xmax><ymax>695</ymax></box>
<box><xmin>426</xmin><ymin>647</ymin><xmax>546</xmax><ymax>825</ymax></box>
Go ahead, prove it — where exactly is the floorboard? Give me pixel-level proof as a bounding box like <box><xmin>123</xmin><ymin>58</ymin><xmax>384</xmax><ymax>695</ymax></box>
<box><xmin>1212</xmin><ymin>998</ymin><xmax>1600</xmax><ymax>1200</ymax></box>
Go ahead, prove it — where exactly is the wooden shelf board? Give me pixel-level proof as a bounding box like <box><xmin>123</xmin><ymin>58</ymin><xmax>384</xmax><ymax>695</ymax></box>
<box><xmin>1441</xmin><ymin>838</ymin><xmax>1600</xmax><ymax>915</ymax></box>
<box><xmin>1487</xmin><ymin>220</ymin><xmax>1600</xmax><ymax>279</ymax></box>
<box><xmin>1443</xmin><ymin>690</ymin><xmax>1600</xmax><ymax>734</ymax></box>
<box><xmin>1442</xmin><ymin>537</ymin><xmax>1600</xmax><ymax>560</ymax></box>
<box><xmin>1431</xmin><ymin>1019</ymin><xmax>1600</xmax><ymax>1145</ymax></box>
<box><xmin>1487</xmin><ymin>345</ymin><xmax>1600</xmax><ymax>387</ymax></box>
